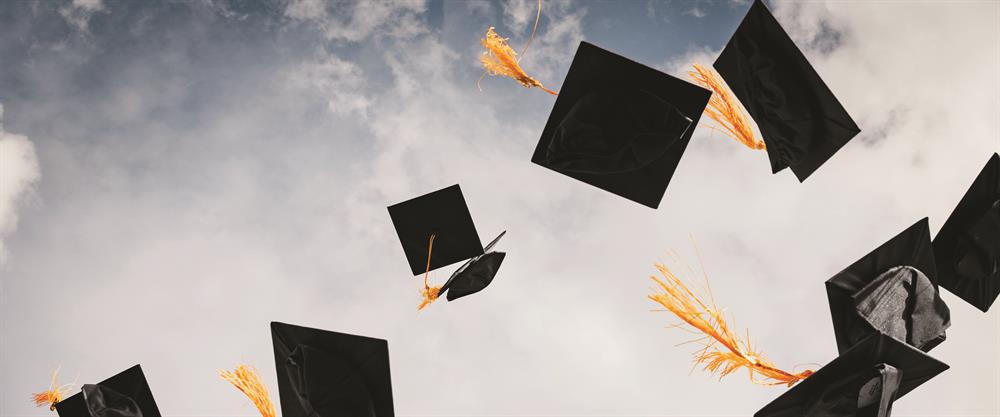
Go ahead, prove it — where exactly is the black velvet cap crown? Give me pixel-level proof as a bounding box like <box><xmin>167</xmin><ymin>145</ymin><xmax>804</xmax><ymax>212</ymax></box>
<box><xmin>532</xmin><ymin>41</ymin><xmax>710</xmax><ymax>209</ymax></box>
<box><xmin>933</xmin><ymin>153</ymin><xmax>1000</xmax><ymax>312</ymax></box>
<box><xmin>715</xmin><ymin>0</ymin><xmax>860</xmax><ymax>181</ymax></box>
<box><xmin>755</xmin><ymin>332</ymin><xmax>948</xmax><ymax>417</ymax></box>
<box><xmin>271</xmin><ymin>321</ymin><xmax>394</xmax><ymax>417</ymax></box>
<box><xmin>826</xmin><ymin>218</ymin><xmax>950</xmax><ymax>354</ymax></box>
<box><xmin>55</xmin><ymin>364</ymin><xmax>160</xmax><ymax>417</ymax></box>
<box><xmin>388</xmin><ymin>184</ymin><xmax>484</xmax><ymax>276</ymax></box>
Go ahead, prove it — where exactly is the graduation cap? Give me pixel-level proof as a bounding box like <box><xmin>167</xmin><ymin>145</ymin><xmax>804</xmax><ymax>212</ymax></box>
<box><xmin>754</xmin><ymin>332</ymin><xmax>949</xmax><ymax>417</ymax></box>
<box><xmin>55</xmin><ymin>365</ymin><xmax>160</xmax><ymax>417</ymax></box>
<box><xmin>430</xmin><ymin>231</ymin><xmax>504</xmax><ymax>301</ymax></box>
<box><xmin>531</xmin><ymin>41</ymin><xmax>711</xmax><ymax>209</ymax></box>
<box><xmin>714</xmin><ymin>0</ymin><xmax>860</xmax><ymax>181</ymax></box>
<box><xmin>933</xmin><ymin>153</ymin><xmax>1000</xmax><ymax>312</ymax></box>
<box><xmin>826</xmin><ymin>219</ymin><xmax>951</xmax><ymax>354</ymax></box>
<box><xmin>271</xmin><ymin>322</ymin><xmax>394</xmax><ymax>417</ymax></box>
<box><xmin>387</xmin><ymin>184</ymin><xmax>507</xmax><ymax>308</ymax></box>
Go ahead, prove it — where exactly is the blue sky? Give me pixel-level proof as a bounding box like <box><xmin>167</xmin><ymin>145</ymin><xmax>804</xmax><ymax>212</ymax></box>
<box><xmin>0</xmin><ymin>0</ymin><xmax>997</xmax><ymax>416</ymax></box>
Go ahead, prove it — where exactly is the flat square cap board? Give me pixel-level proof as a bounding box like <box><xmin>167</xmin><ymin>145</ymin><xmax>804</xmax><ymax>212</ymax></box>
<box><xmin>714</xmin><ymin>0</ymin><xmax>860</xmax><ymax>181</ymax></box>
<box><xmin>387</xmin><ymin>184</ymin><xmax>485</xmax><ymax>276</ymax></box>
<box><xmin>826</xmin><ymin>218</ymin><xmax>949</xmax><ymax>355</ymax></box>
<box><xmin>754</xmin><ymin>332</ymin><xmax>948</xmax><ymax>417</ymax></box>
<box><xmin>271</xmin><ymin>321</ymin><xmax>394</xmax><ymax>417</ymax></box>
<box><xmin>531</xmin><ymin>41</ymin><xmax>711</xmax><ymax>209</ymax></box>
<box><xmin>55</xmin><ymin>364</ymin><xmax>161</xmax><ymax>417</ymax></box>
<box><xmin>933</xmin><ymin>153</ymin><xmax>1000</xmax><ymax>312</ymax></box>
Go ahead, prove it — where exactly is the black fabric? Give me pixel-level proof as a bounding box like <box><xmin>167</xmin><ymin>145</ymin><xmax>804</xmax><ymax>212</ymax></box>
<box><xmin>714</xmin><ymin>0</ymin><xmax>860</xmax><ymax>181</ymax></box>
<box><xmin>856</xmin><ymin>364</ymin><xmax>902</xmax><ymax>417</ymax></box>
<box><xmin>55</xmin><ymin>365</ymin><xmax>161</xmax><ymax>417</ymax></box>
<box><xmin>826</xmin><ymin>219</ymin><xmax>950</xmax><ymax>354</ymax></box>
<box><xmin>388</xmin><ymin>184</ymin><xmax>484</xmax><ymax>276</ymax></box>
<box><xmin>81</xmin><ymin>384</ymin><xmax>143</xmax><ymax>417</ymax></box>
<box><xmin>933</xmin><ymin>153</ymin><xmax>1000</xmax><ymax>312</ymax></box>
<box><xmin>853</xmin><ymin>266</ymin><xmax>950</xmax><ymax>352</ymax></box>
<box><xmin>532</xmin><ymin>41</ymin><xmax>711</xmax><ymax>209</ymax></box>
<box><xmin>545</xmin><ymin>88</ymin><xmax>692</xmax><ymax>175</ymax></box>
<box><xmin>754</xmin><ymin>332</ymin><xmax>948</xmax><ymax>417</ymax></box>
<box><xmin>271</xmin><ymin>322</ymin><xmax>394</xmax><ymax>417</ymax></box>
<box><xmin>436</xmin><ymin>230</ymin><xmax>506</xmax><ymax>302</ymax></box>
<box><xmin>285</xmin><ymin>345</ymin><xmax>376</xmax><ymax>417</ymax></box>
<box><xmin>444</xmin><ymin>252</ymin><xmax>506</xmax><ymax>301</ymax></box>
<box><xmin>791</xmin><ymin>363</ymin><xmax>901</xmax><ymax>417</ymax></box>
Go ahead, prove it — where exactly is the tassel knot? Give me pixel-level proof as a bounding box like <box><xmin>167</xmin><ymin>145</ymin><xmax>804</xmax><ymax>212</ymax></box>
<box><xmin>32</xmin><ymin>366</ymin><xmax>71</xmax><ymax>411</ymax></box>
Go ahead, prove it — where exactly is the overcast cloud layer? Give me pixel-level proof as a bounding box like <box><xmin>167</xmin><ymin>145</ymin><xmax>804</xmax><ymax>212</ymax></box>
<box><xmin>1</xmin><ymin>0</ymin><xmax>997</xmax><ymax>416</ymax></box>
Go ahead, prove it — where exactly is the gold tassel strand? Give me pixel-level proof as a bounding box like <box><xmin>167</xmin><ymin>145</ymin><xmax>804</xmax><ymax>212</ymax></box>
<box><xmin>688</xmin><ymin>64</ymin><xmax>765</xmax><ymax>150</ymax></box>
<box><xmin>648</xmin><ymin>262</ymin><xmax>813</xmax><ymax>386</ymax></box>
<box><xmin>219</xmin><ymin>364</ymin><xmax>276</xmax><ymax>417</ymax></box>
<box><xmin>31</xmin><ymin>366</ymin><xmax>71</xmax><ymax>411</ymax></box>
<box><xmin>478</xmin><ymin>0</ymin><xmax>557</xmax><ymax>95</ymax></box>
<box><xmin>418</xmin><ymin>234</ymin><xmax>441</xmax><ymax>310</ymax></box>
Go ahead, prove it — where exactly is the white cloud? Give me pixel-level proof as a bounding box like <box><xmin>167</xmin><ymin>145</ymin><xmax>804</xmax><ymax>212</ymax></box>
<box><xmin>493</xmin><ymin>0</ymin><xmax>586</xmax><ymax>84</ymax></box>
<box><xmin>502</xmin><ymin>0</ymin><xmax>536</xmax><ymax>33</ymax></box>
<box><xmin>283</xmin><ymin>0</ymin><xmax>428</xmax><ymax>42</ymax></box>
<box><xmin>0</xmin><ymin>103</ymin><xmax>41</xmax><ymax>264</ymax></box>
<box><xmin>464</xmin><ymin>0</ymin><xmax>493</xmax><ymax>18</ymax></box>
<box><xmin>290</xmin><ymin>52</ymin><xmax>373</xmax><ymax>117</ymax></box>
<box><xmin>0</xmin><ymin>1</ymin><xmax>997</xmax><ymax>416</ymax></box>
<box><xmin>685</xmin><ymin>5</ymin><xmax>707</xmax><ymax>18</ymax></box>
<box><xmin>59</xmin><ymin>0</ymin><xmax>106</xmax><ymax>32</ymax></box>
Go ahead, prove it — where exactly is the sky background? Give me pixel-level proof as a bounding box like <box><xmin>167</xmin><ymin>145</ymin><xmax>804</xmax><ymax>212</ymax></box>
<box><xmin>1</xmin><ymin>0</ymin><xmax>998</xmax><ymax>416</ymax></box>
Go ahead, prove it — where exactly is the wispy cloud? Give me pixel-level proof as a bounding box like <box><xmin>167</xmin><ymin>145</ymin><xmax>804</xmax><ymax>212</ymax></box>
<box><xmin>59</xmin><ymin>0</ymin><xmax>106</xmax><ymax>32</ymax></box>
<box><xmin>0</xmin><ymin>1</ymin><xmax>996</xmax><ymax>416</ymax></box>
<box><xmin>283</xmin><ymin>0</ymin><xmax>429</xmax><ymax>42</ymax></box>
<box><xmin>289</xmin><ymin>52</ymin><xmax>373</xmax><ymax>117</ymax></box>
<box><xmin>685</xmin><ymin>6</ymin><xmax>707</xmax><ymax>18</ymax></box>
<box><xmin>0</xmin><ymin>103</ymin><xmax>41</xmax><ymax>264</ymax></box>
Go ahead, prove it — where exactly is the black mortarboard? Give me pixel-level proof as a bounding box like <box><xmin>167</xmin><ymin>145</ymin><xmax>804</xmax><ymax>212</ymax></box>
<box><xmin>531</xmin><ymin>41</ymin><xmax>711</xmax><ymax>209</ymax></box>
<box><xmin>271</xmin><ymin>321</ymin><xmax>394</xmax><ymax>417</ymax></box>
<box><xmin>55</xmin><ymin>365</ymin><xmax>160</xmax><ymax>417</ymax></box>
<box><xmin>754</xmin><ymin>332</ymin><xmax>949</xmax><ymax>417</ymax></box>
<box><xmin>714</xmin><ymin>0</ymin><xmax>860</xmax><ymax>181</ymax></box>
<box><xmin>388</xmin><ymin>184</ymin><xmax>484</xmax><ymax>276</ymax></box>
<box><xmin>826</xmin><ymin>219</ymin><xmax>950</xmax><ymax>354</ymax></box>
<box><xmin>933</xmin><ymin>153</ymin><xmax>1000</xmax><ymax>312</ymax></box>
<box><xmin>440</xmin><ymin>231</ymin><xmax>506</xmax><ymax>302</ymax></box>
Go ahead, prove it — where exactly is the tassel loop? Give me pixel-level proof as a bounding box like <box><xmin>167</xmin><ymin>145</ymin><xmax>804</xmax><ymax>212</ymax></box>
<box><xmin>418</xmin><ymin>234</ymin><xmax>441</xmax><ymax>310</ymax></box>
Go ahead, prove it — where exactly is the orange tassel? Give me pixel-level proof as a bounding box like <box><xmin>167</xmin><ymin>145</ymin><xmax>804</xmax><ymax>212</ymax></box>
<box><xmin>219</xmin><ymin>364</ymin><xmax>276</xmax><ymax>417</ymax></box>
<box><xmin>648</xmin><ymin>256</ymin><xmax>812</xmax><ymax>387</ymax></box>
<box><xmin>478</xmin><ymin>0</ymin><xmax>557</xmax><ymax>95</ymax></box>
<box><xmin>688</xmin><ymin>64</ymin><xmax>766</xmax><ymax>150</ymax></box>
<box><xmin>31</xmin><ymin>366</ymin><xmax>71</xmax><ymax>411</ymax></box>
<box><xmin>418</xmin><ymin>234</ymin><xmax>441</xmax><ymax>310</ymax></box>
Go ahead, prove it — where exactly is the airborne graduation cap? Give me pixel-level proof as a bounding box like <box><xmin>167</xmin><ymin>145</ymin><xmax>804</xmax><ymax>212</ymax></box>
<box><xmin>55</xmin><ymin>365</ymin><xmax>161</xmax><ymax>417</ymax></box>
<box><xmin>712</xmin><ymin>0</ymin><xmax>860</xmax><ymax>181</ymax></box>
<box><xmin>530</xmin><ymin>41</ymin><xmax>711</xmax><ymax>208</ymax></box>
<box><xmin>755</xmin><ymin>332</ymin><xmax>948</xmax><ymax>417</ymax></box>
<box><xmin>387</xmin><ymin>184</ymin><xmax>506</xmax><ymax>309</ymax></box>
<box><xmin>271</xmin><ymin>322</ymin><xmax>394</xmax><ymax>417</ymax></box>
<box><xmin>826</xmin><ymin>218</ymin><xmax>951</xmax><ymax>355</ymax></box>
<box><xmin>933</xmin><ymin>153</ymin><xmax>1000</xmax><ymax>312</ymax></box>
